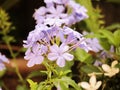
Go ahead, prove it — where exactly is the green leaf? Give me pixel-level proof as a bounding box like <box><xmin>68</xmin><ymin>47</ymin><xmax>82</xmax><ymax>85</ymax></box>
<box><xmin>99</xmin><ymin>30</ymin><xmax>116</xmax><ymax>46</ymax></box>
<box><xmin>99</xmin><ymin>38</ymin><xmax>111</xmax><ymax>50</ymax></box>
<box><xmin>106</xmin><ymin>23</ymin><xmax>120</xmax><ymax>30</ymax></box>
<box><xmin>74</xmin><ymin>47</ymin><xmax>93</xmax><ymax>64</ymax></box>
<box><xmin>114</xmin><ymin>29</ymin><xmax>120</xmax><ymax>47</ymax></box>
<box><xmin>56</xmin><ymin>60</ymin><xmax>73</xmax><ymax>75</ymax></box>
<box><xmin>60</xmin><ymin>77</ymin><xmax>81</xmax><ymax>90</ymax></box>
<box><xmin>37</xmin><ymin>82</ymin><xmax>52</xmax><ymax>90</ymax></box>
<box><xmin>59</xmin><ymin>82</ymin><xmax>69</xmax><ymax>90</ymax></box>
<box><xmin>81</xmin><ymin>65</ymin><xmax>101</xmax><ymax>74</ymax></box>
<box><xmin>27</xmin><ymin>70</ymin><xmax>46</xmax><ymax>79</ymax></box>
<box><xmin>27</xmin><ymin>79</ymin><xmax>38</xmax><ymax>90</ymax></box>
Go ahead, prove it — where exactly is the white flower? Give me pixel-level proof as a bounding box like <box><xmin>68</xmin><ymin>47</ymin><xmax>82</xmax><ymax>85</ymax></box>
<box><xmin>102</xmin><ymin>60</ymin><xmax>119</xmax><ymax>77</ymax></box>
<box><xmin>79</xmin><ymin>75</ymin><xmax>102</xmax><ymax>90</ymax></box>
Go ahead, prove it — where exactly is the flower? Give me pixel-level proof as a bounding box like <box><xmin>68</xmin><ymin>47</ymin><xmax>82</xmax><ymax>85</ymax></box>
<box><xmin>46</xmin><ymin>5</ymin><xmax>67</xmax><ymax>19</ymax></box>
<box><xmin>33</xmin><ymin>0</ymin><xmax>88</xmax><ymax>26</ymax></box>
<box><xmin>24</xmin><ymin>25</ymin><xmax>90</xmax><ymax>67</ymax></box>
<box><xmin>79</xmin><ymin>75</ymin><xmax>102</xmax><ymax>90</ymax></box>
<box><xmin>24</xmin><ymin>43</ymin><xmax>46</xmax><ymax>67</ymax></box>
<box><xmin>33</xmin><ymin>6</ymin><xmax>46</xmax><ymax>24</ymax></box>
<box><xmin>102</xmin><ymin>60</ymin><xmax>119</xmax><ymax>77</ymax></box>
<box><xmin>0</xmin><ymin>52</ymin><xmax>9</xmax><ymax>71</ymax></box>
<box><xmin>48</xmin><ymin>43</ymin><xmax>74</xmax><ymax>67</ymax></box>
<box><xmin>83</xmin><ymin>31</ymin><xmax>103</xmax><ymax>52</ymax></box>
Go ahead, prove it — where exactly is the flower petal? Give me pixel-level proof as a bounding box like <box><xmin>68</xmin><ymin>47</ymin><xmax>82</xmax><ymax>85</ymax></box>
<box><xmin>95</xmin><ymin>81</ymin><xmax>102</xmax><ymax>89</ymax></box>
<box><xmin>59</xmin><ymin>44</ymin><xmax>69</xmax><ymax>53</ymax></box>
<box><xmin>50</xmin><ymin>44</ymin><xmax>59</xmax><ymax>53</ymax></box>
<box><xmin>56</xmin><ymin>57</ymin><xmax>65</xmax><ymax>67</ymax></box>
<box><xmin>34</xmin><ymin>55</ymin><xmax>44</xmax><ymax>64</ymax></box>
<box><xmin>48</xmin><ymin>53</ymin><xmax>58</xmax><ymax>61</ymax></box>
<box><xmin>89</xmin><ymin>75</ymin><xmax>96</xmax><ymax>87</ymax></box>
<box><xmin>27</xmin><ymin>60</ymin><xmax>35</xmax><ymax>67</ymax></box>
<box><xmin>56</xmin><ymin>5</ymin><xmax>65</xmax><ymax>13</ymax></box>
<box><xmin>102</xmin><ymin>64</ymin><xmax>111</xmax><ymax>72</ymax></box>
<box><xmin>111</xmin><ymin>60</ymin><xmax>118</xmax><ymax>68</ymax></box>
<box><xmin>0</xmin><ymin>63</ymin><xmax>6</xmax><ymax>70</ymax></box>
<box><xmin>80</xmin><ymin>82</ymin><xmax>90</xmax><ymax>89</ymax></box>
<box><xmin>63</xmin><ymin>53</ymin><xmax>74</xmax><ymax>61</ymax></box>
<box><xmin>112</xmin><ymin>68</ymin><xmax>119</xmax><ymax>75</ymax></box>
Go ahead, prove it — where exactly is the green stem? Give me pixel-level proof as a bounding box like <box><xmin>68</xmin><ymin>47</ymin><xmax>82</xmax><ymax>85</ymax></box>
<box><xmin>5</xmin><ymin>41</ymin><xmax>24</xmax><ymax>84</ymax></box>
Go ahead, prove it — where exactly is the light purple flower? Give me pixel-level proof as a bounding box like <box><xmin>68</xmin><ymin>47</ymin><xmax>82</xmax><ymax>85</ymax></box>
<box><xmin>46</xmin><ymin>5</ymin><xmax>67</xmax><ymax>19</ymax></box>
<box><xmin>33</xmin><ymin>0</ymin><xmax>88</xmax><ymax>26</ymax></box>
<box><xmin>0</xmin><ymin>53</ymin><xmax>9</xmax><ymax>70</ymax></box>
<box><xmin>24</xmin><ymin>44</ymin><xmax>45</xmax><ymax>67</ymax></box>
<box><xmin>83</xmin><ymin>31</ymin><xmax>103</xmax><ymax>52</ymax></box>
<box><xmin>48</xmin><ymin>44</ymin><xmax>74</xmax><ymax>67</ymax></box>
<box><xmin>33</xmin><ymin>7</ymin><xmax>46</xmax><ymax>24</ymax></box>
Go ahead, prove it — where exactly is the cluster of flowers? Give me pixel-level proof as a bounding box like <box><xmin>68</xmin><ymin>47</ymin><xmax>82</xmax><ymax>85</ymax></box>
<box><xmin>23</xmin><ymin>0</ymin><xmax>90</xmax><ymax>67</ymax></box>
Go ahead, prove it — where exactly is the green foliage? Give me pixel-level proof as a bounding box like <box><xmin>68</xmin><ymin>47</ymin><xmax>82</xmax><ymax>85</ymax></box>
<box><xmin>0</xmin><ymin>69</ymin><xmax>6</xmax><ymax>78</ymax></box>
<box><xmin>0</xmin><ymin>8</ymin><xmax>14</xmax><ymax>35</ymax></box>
<box><xmin>27</xmin><ymin>79</ymin><xmax>38</xmax><ymax>90</ymax></box>
<box><xmin>99</xmin><ymin>29</ymin><xmax>120</xmax><ymax>47</ymax></box>
<box><xmin>106</xmin><ymin>23</ymin><xmax>120</xmax><ymax>30</ymax></box>
<box><xmin>0</xmin><ymin>8</ymin><xmax>15</xmax><ymax>44</ymax></box>
<box><xmin>27</xmin><ymin>70</ymin><xmax>46</xmax><ymax>79</ymax></box>
<box><xmin>16</xmin><ymin>85</ymin><xmax>28</xmax><ymax>90</ymax></box>
<box><xmin>76</xmin><ymin>0</ymin><xmax>104</xmax><ymax>32</ymax></box>
<box><xmin>114</xmin><ymin>30</ymin><xmax>120</xmax><ymax>47</ymax></box>
<box><xmin>81</xmin><ymin>64</ymin><xmax>101</xmax><ymax>74</ymax></box>
<box><xmin>74</xmin><ymin>47</ymin><xmax>93</xmax><ymax>64</ymax></box>
<box><xmin>56</xmin><ymin>76</ymin><xmax>81</xmax><ymax>90</ymax></box>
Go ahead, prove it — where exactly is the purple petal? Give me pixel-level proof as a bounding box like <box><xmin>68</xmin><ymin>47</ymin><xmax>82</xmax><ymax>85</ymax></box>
<box><xmin>48</xmin><ymin>53</ymin><xmax>58</xmax><ymax>61</ymax></box>
<box><xmin>59</xmin><ymin>44</ymin><xmax>69</xmax><ymax>53</ymax></box>
<box><xmin>57</xmin><ymin>57</ymin><xmax>65</xmax><ymax>67</ymax></box>
<box><xmin>63</xmin><ymin>53</ymin><xmax>74</xmax><ymax>61</ymax></box>
<box><xmin>50</xmin><ymin>44</ymin><xmax>59</xmax><ymax>53</ymax></box>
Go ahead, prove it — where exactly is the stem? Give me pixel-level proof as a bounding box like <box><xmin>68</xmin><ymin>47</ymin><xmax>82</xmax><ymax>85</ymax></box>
<box><xmin>102</xmin><ymin>82</ymin><xmax>106</xmax><ymax>90</ymax></box>
<box><xmin>5</xmin><ymin>41</ymin><xmax>24</xmax><ymax>84</ymax></box>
